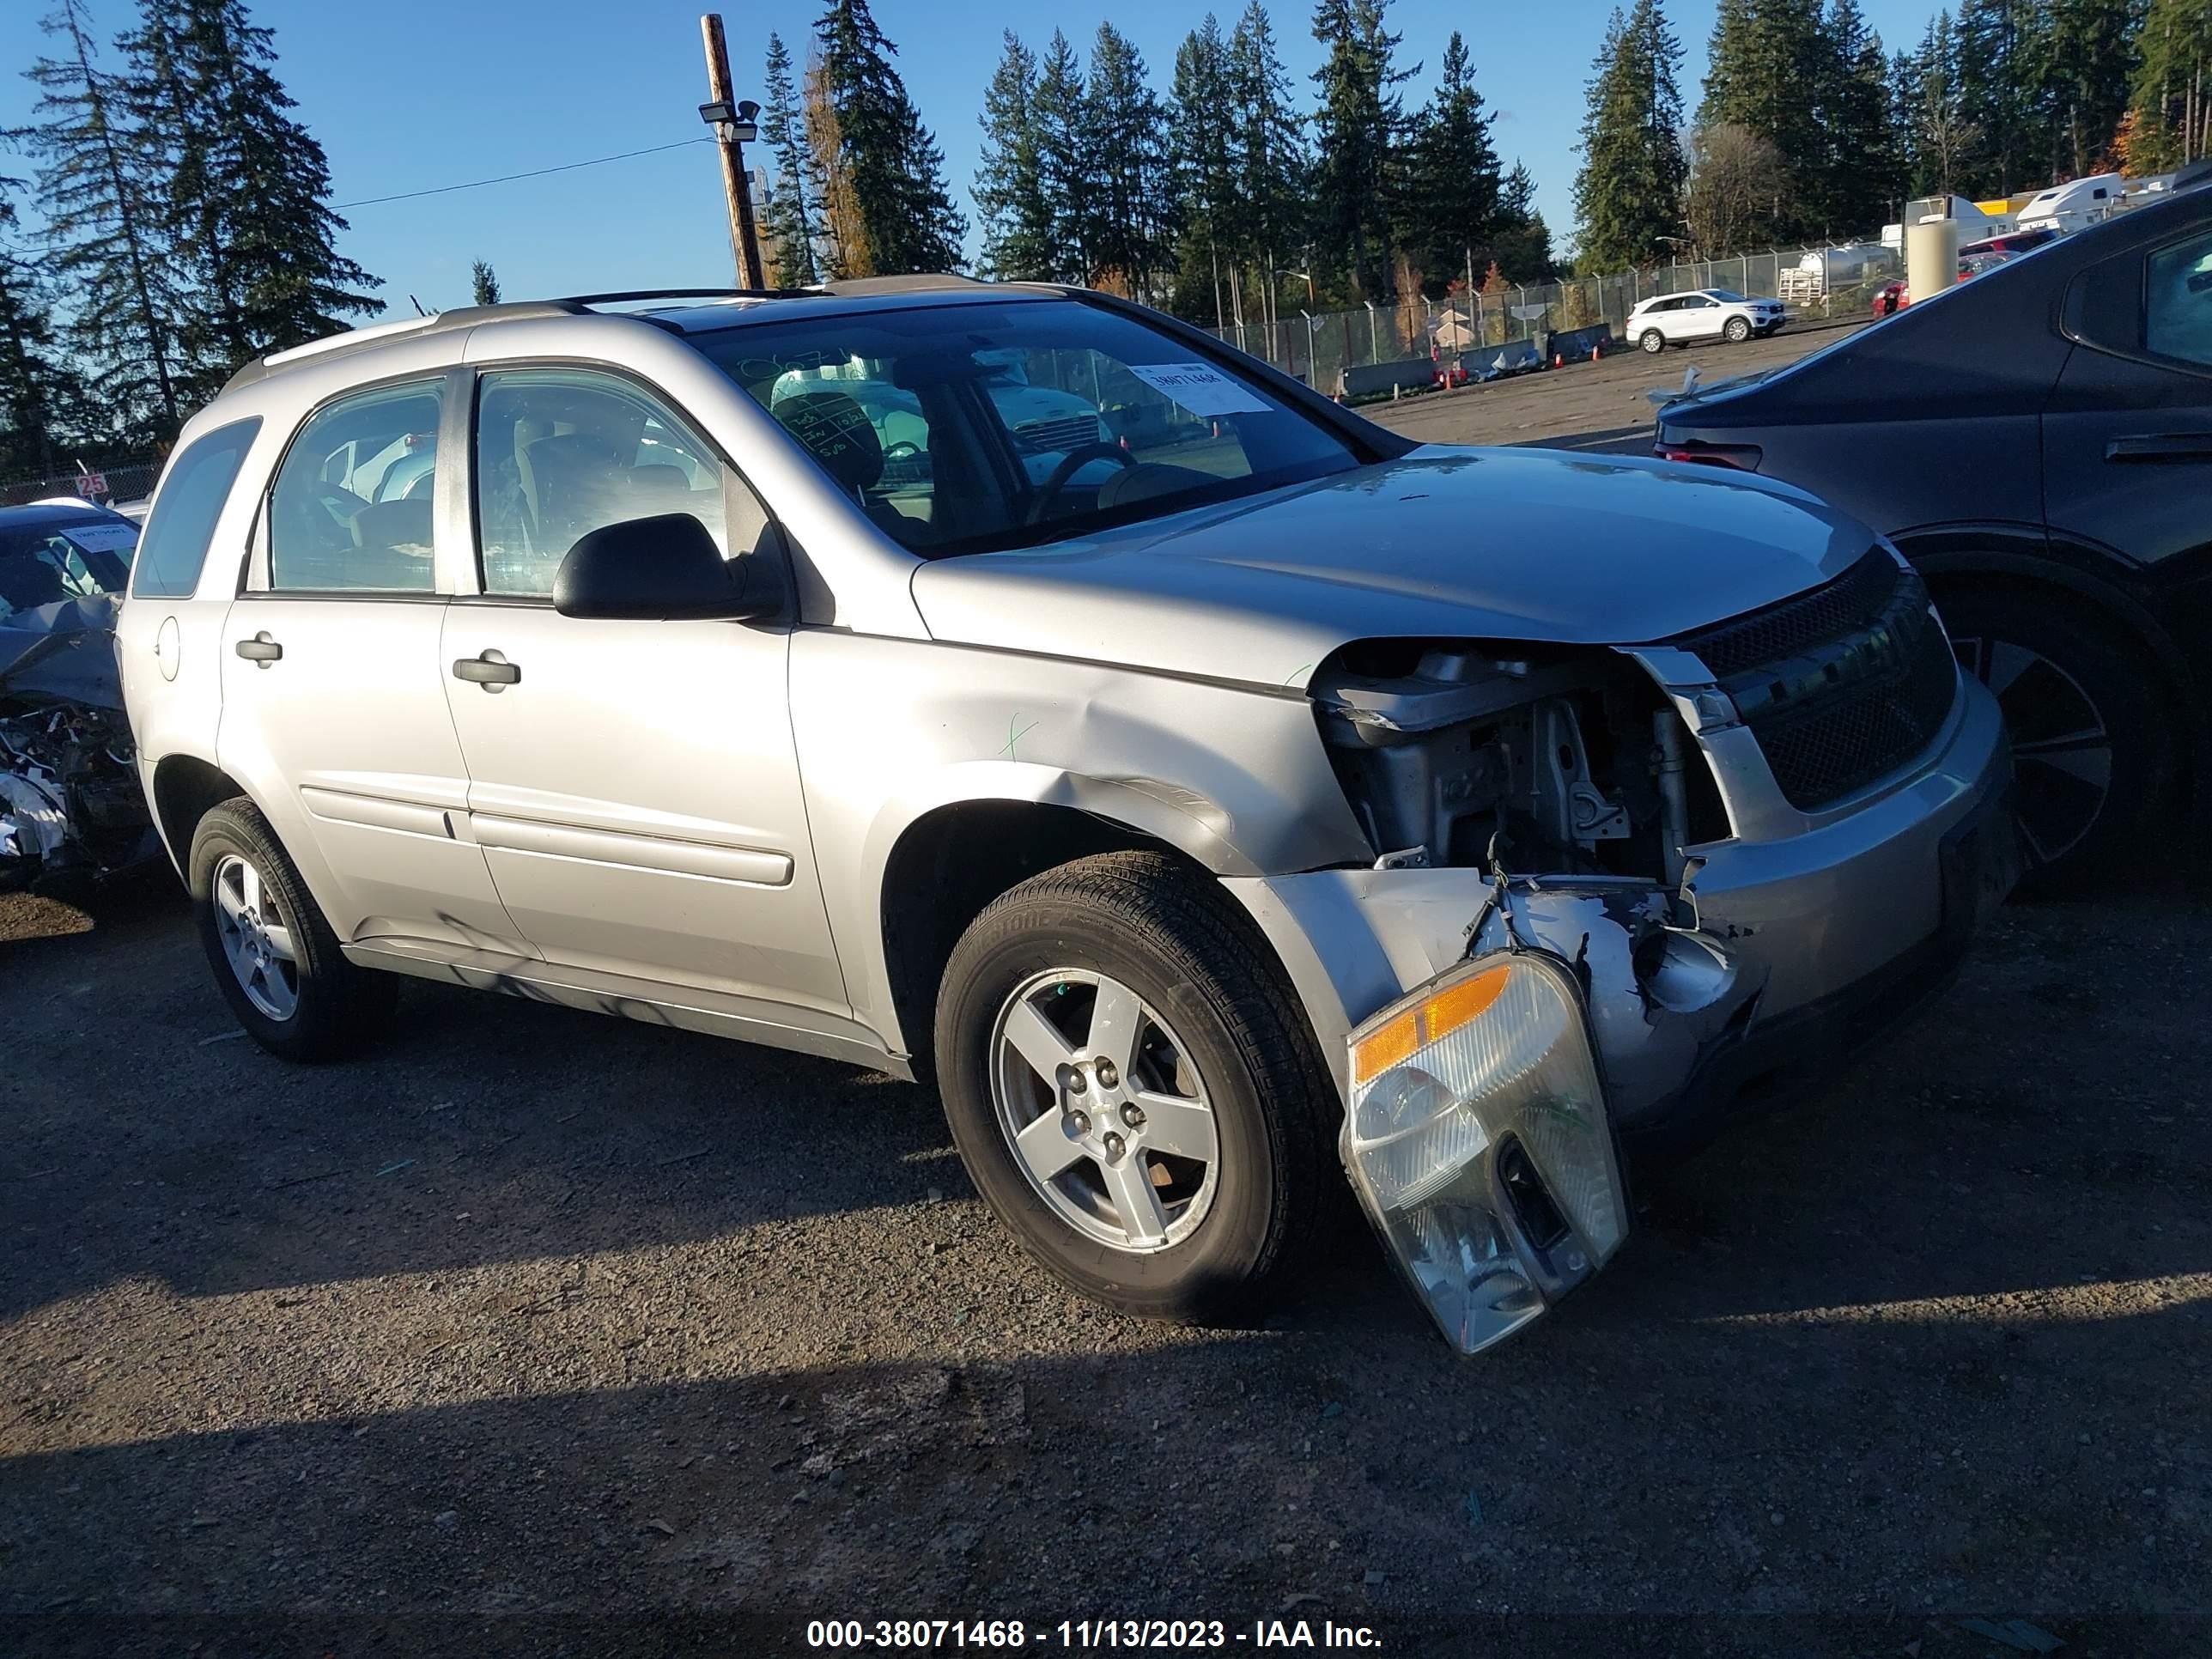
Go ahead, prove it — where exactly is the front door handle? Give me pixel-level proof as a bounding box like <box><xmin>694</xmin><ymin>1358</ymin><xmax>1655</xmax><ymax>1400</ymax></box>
<box><xmin>234</xmin><ymin>631</ymin><xmax>283</xmax><ymax>665</ymax></box>
<box><xmin>2106</xmin><ymin>433</ymin><xmax>2212</xmax><ymax>462</ymax></box>
<box><xmin>452</xmin><ymin>649</ymin><xmax>520</xmax><ymax>691</ymax></box>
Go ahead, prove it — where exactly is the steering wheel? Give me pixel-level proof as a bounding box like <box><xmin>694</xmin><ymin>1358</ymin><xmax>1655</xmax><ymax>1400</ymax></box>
<box><xmin>1027</xmin><ymin>442</ymin><xmax>1137</xmax><ymax>524</ymax></box>
<box><xmin>883</xmin><ymin>440</ymin><xmax>923</xmax><ymax>463</ymax></box>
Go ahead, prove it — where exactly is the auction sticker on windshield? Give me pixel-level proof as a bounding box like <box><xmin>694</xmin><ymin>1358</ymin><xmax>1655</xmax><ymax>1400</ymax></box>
<box><xmin>61</xmin><ymin>523</ymin><xmax>138</xmax><ymax>555</ymax></box>
<box><xmin>1125</xmin><ymin>363</ymin><xmax>1272</xmax><ymax>416</ymax></box>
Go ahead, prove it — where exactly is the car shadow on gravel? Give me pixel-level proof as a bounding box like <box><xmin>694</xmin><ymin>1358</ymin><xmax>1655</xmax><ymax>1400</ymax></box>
<box><xmin>3</xmin><ymin>855</ymin><xmax>2206</xmax><ymax>1322</ymax></box>
<box><xmin>3</xmin><ymin>1300</ymin><xmax>2205</xmax><ymax>1643</ymax></box>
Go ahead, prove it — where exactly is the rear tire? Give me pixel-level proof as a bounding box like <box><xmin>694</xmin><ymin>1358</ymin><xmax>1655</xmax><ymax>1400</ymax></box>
<box><xmin>188</xmin><ymin>798</ymin><xmax>397</xmax><ymax>1060</ymax></box>
<box><xmin>1723</xmin><ymin>316</ymin><xmax>1751</xmax><ymax>343</ymax></box>
<box><xmin>933</xmin><ymin>852</ymin><xmax>1337</xmax><ymax>1325</ymax></box>
<box><xmin>1639</xmin><ymin>329</ymin><xmax>1665</xmax><ymax>354</ymax></box>
<box><xmin>1936</xmin><ymin>586</ymin><xmax>2172</xmax><ymax>892</ymax></box>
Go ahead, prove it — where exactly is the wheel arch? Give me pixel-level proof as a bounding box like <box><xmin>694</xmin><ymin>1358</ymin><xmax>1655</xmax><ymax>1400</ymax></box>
<box><xmin>1901</xmin><ymin>534</ymin><xmax>2206</xmax><ymax>808</ymax></box>
<box><xmin>876</xmin><ymin>799</ymin><xmax>1235</xmax><ymax>1084</ymax></box>
<box><xmin>149</xmin><ymin>751</ymin><xmax>252</xmax><ymax>877</ymax></box>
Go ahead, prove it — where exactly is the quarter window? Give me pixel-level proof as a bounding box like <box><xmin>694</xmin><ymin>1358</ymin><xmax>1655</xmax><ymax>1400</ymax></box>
<box><xmin>131</xmin><ymin>417</ymin><xmax>259</xmax><ymax>599</ymax></box>
<box><xmin>268</xmin><ymin>382</ymin><xmax>443</xmax><ymax>592</ymax></box>
<box><xmin>473</xmin><ymin>368</ymin><xmax>734</xmax><ymax>597</ymax></box>
<box><xmin>2146</xmin><ymin>229</ymin><xmax>2212</xmax><ymax>369</ymax></box>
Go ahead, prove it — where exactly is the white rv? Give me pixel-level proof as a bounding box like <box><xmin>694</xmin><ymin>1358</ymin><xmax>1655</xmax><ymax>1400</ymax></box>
<box><xmin>2015</xmin><ymin>173</ymin><xmax>2123</xmax><ymax>234</ymax></box>
<box><xmin>1880</xmin><ymin>195</ymin><xmax>2012</xmax><ymax>250</ymax></box>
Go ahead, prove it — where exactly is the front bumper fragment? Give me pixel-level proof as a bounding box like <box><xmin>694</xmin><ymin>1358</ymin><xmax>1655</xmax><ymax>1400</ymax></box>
<box><xmin>1342</xmin><ymin>950</ymin><xmax>1629</xmax><ymax>1353</ymax></box>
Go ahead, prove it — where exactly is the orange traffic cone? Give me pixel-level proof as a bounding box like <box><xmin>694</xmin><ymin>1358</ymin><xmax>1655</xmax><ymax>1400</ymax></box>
<box><xmin>1593</xmin><ymin>342</ymin><xmax>1603</xmax><ymax>361</ymax></box>
<box><xmin>1553</xmin><ymin>353</ymin><xmax>1563</xmax><ymax>368</ymax></box>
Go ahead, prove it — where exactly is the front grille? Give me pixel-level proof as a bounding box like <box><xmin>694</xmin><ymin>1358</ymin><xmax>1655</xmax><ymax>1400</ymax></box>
<box><xmin>1670</xmin><ymin>548</ymin><xmax>1900</xmax><ymax>677</ymax></box>
<box><xmin>1674</xmin><ymin>549</ymin><xmax>1960</xmax><ymax>811</ymax></box>
<box><xmin>1015</xmin><ymin>414</ymin><xmax>1101</xmax><ymax>454</ymax></box>
<box><xmin>1753</xmin><ymin>623</ymin><xmax>1960</xmax><ymax>809</ymax></box>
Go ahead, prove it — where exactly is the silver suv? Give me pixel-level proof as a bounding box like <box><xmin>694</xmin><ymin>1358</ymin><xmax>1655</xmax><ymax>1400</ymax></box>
<box><xmin>118</xmin><ymin>278</ymin><xmax>2016</xmax><ymax>1352</ymax></box>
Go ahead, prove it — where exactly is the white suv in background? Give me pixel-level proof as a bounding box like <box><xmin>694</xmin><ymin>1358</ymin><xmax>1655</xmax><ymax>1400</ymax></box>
<box><xmin>1629</xmin><ymin>289</ymin><xmax>1787</xmax><ymax>351</ymax></box>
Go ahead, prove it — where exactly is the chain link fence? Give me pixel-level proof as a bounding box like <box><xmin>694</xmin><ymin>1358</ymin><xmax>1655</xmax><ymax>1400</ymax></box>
<box><xmin>1205</xmin><ymin>240</ymin><xmax>1903</xmax><ymax>394</ymax></box>
<box><xmin>1</xmin><ymin>459</ymin><xmax>163</xmax><ymax>510</ymax></box>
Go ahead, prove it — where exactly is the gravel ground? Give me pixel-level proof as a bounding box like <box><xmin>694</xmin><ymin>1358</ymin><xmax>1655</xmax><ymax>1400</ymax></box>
<box><xmin>1366</xmin><ymin>318</ymin><xmax>1866</xmax><ymax>454</ymax></box>
<box><xmin>5</xmin><ymin>319</ymin><xmax>2209</xmax><ymax>1654</ymax></box>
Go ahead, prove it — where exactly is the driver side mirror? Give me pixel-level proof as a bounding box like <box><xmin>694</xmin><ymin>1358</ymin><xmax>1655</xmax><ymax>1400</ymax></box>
<box><xmin>551</xmin><ymin>513</ymin><xmax>776</xmax><ymax>622</ymax></box>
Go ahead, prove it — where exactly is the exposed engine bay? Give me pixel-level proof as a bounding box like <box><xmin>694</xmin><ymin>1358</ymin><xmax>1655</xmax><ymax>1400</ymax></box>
<box><xmin>1310</xmin><ymin>639</ymin><xmax>1723</xmax><ymax>881</ymax></box>
<box><xmin>0</xmin><ymin>593</ymin><xmax>158</xmax><ymax>896</ymax></box>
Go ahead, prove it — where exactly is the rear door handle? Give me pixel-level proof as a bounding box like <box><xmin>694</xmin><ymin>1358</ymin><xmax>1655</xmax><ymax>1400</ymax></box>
<box><xmin>2106</xmin><ymin>433</ymin><xmax>2212</xmax><ymax>462</ymax></box>
<box><xmin>234</xmin><ymin>631</ymin><xmax>283</xmax><ymax>664</ymax></box>
<box><xmin>452</xmin><ymin>649</ymin><xmax>520</xmax><ymax>691</ymax></box>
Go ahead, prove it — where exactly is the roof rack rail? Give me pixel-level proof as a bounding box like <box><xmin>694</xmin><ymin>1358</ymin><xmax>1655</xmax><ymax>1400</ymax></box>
<box><xmin>559</xmin><ymin>288</ymin><xmax>787</xmax><ymax>306</ymax></box>
<box><xmin>223</xmin><ymin>300</ymin><xmax>589</xmax><ymax>391</ymax></box>
<box><xmin>816</xmin><ymin>273</ymin><xmax>985</xmax><ymax>296</ymax></box>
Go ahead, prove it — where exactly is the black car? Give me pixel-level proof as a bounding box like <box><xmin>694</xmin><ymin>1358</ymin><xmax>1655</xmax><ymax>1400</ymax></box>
<box><xmin>1656</xmin><ymin>178</ymin><xmax>2212</xmax><ymax>887</ymax></box>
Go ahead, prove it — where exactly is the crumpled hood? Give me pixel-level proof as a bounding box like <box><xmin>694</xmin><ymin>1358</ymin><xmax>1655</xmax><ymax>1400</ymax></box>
<box><xmin>0</xmin><ymin>592</ymin><xmax>125</xmax><ymax>709</ymax></box>
<box><xmin>913</xmin><ymin>447</ymin><xmax>1876</xmax><ymax>688</ymax></box>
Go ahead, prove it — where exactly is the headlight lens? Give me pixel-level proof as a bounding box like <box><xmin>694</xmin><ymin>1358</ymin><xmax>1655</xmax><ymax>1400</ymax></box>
<box><xmin>1343</xmin><ymin>951</ymin><xmax>1627</xmax><ymax>1354</ymax></box>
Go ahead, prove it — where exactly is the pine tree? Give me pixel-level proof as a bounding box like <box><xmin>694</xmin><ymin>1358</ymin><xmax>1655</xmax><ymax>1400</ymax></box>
<box><xmin>22</xmin><ymin>0</ymin><xmax>184</xmax><ymax>439</ymax></box>
<box><xmin>1168</xmin><ymin>16</ymin><xmax>1240</xmax><ymax>319</ymax></box>
<box><xmin>1901</xmin><ymin>10</ymin><xmax>1981</xmax><ymax>193</ymax></box>
<box><xmin>760</xmin><ymin>31</ymin><xmax>823</xmax><ymax>288</ymax></box>
<box><xmin>1818</xmin><ymin>0</ymin><xmax>1903</xmax><ymax>236</ymax></box>
<box><xmin>1085</xmin><ymin>24</ymin><xmax>1174</xmax><ymax>300</ymax></box>
<box><xmin>1227</xmin><ymin>1</ymin><xmax>1308</xmax><ymax>307</ymax></box>
<box><xmin>1492</xmin><ymin>161</ymin><xmax>1555</xmax><ymax>282</ymax></box>
<box><xmin>1395</xmin><ymin>33</ymin><xmax>1502</xmax><ymax>295</ymax></box>
<box><xmin>2043</xmin><ymin>0</ymin><xmax>2144</xmax><ymax>177</ymax></box>
<box><xmin>974</xmin><ymin>33</ymin><xmax>1054</xmax><ymax>282</ymax></box>
<box><xmin>1574</xmin><ymin>0</ymin><xmax>1688</xmax><ymax>271</ymax></box>
<box><xmin>813</xmin><ymin>0</ymin><xmax>965</xmax><ymax>276</ymax></box>
<box><xmin>1032</xmin><ymin>30</ymin><xmax>1094</xmax><ymax>284</ymax></box>
<box><xmin>1957</xmin><ymin>0</ymin><xmax>2052</xmax><ymax>193</ymax></box>
<box><xmin>471</xmin><ymin>261</ymin><xmax>500</xmax><ymax>306</ymax></box>
<box><xmin>1698</xmin><ymin>0</ymin><xmax>1825</xmax><ymax>239</ymax></box>
<box><xmin>2126</xmin><ymin>0</ymin><xmax>2209</xmax><ymax>170</ymax></box>
<box><xmin>122</xmin><ymin>0</ymin><xmax>380</xmax><ymax>389</ymax></box>
<box><xmin>1310</xmin><ymin>0</ymin><xmax>1414</xmax><ymax>300</ymax></box>
<box><xmin>0</xmin><ymin>173</ymin><xmax>88</xmax><ymax>475</ymax></box>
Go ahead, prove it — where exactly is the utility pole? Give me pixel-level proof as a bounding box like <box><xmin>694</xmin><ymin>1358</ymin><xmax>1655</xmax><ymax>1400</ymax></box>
<box><xmin>699</xmin><ymin>13</ymin><xmax>766</xmax><ymax>289</ymax></box>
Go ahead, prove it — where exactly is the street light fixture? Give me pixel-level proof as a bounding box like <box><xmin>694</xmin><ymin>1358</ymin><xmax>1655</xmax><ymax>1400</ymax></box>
<box><xmin>698</xmin><ymin>98</ymin><xmax>760</xmax><ymax>145</ymax></box>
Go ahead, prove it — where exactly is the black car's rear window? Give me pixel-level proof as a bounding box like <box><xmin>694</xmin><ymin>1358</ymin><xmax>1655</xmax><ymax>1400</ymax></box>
<box><xmin>132</xmin><ymin>417</ymin><xmax>261</xmax><ymax>599</ymax></box>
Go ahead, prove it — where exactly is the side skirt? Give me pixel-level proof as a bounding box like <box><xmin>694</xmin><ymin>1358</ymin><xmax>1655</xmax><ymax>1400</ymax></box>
<box><xmin>342</xmin><ymin>938</ymin><xmax>913</xmax><ymax>1079</ymax></box>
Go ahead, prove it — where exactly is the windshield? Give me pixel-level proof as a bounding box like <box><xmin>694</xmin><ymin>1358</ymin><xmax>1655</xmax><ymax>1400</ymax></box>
<box><xmin>0</xmin><ymin>515</ymin><xmax>136</xmax><ymax>620</ymax></box>
<box><xmin>695</xmin><ymin>298</ymin><xmax>1361</xmax><ymax>556</ymax></box>
<box><xmin>1705</xmin><ymin>289</ymin><xmax>1749</xmax><ymax>302</ymax></box>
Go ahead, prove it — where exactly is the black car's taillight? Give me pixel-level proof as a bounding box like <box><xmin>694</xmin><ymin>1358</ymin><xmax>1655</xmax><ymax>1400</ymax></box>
<box><xmin>1655</xmin><ymin>442</ymin><xmax>1763</xmax><ymax>471</ymax></box>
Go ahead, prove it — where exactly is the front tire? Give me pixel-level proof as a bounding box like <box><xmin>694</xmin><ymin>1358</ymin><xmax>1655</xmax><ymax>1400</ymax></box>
<box><xmin>1723</xmin><ymin>316</ymin><xmax>1751</xmax><ymax>343</ymax></box>
<box><xmin>1936</xmin><ymin>586</ymin><xmax>2172</xmax><ymax>891</ymax></box>
<box><xmin>933</xmin><ymin>852</ymin><xmax>1336</xmax><ymax>1324</ymax></box>
<box><xmin>188</xmin><ymin>799</ymin><xmax>397</xmax><ymax>1060</ymax></box>
<box><xmin>1639</xmin><ymin>328</ymin><xmax>1665</xmax><ymax>354</ymax></box>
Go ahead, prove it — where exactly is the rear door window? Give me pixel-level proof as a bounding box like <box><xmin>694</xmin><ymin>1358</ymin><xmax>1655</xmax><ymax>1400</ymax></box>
<box><xmin>131</xmin><ymin>418</ymin><xmax>261</xmax><ymax>599</ymax></box>
<box><xmin>267</xmin><ymin>382</ymin><xmax>443</xmax><ymax>593</ymax></box>
<box><xmin>2146</xmin><ymin>229</ymin><xmax>2212</xmax><ymax>369</ymax></box>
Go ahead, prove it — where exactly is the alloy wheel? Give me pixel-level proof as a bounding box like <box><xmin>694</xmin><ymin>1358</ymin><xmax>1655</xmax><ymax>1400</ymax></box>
<box><xmin>988</xmin><ymin>969</ymin><xmax>1220</xmax><ymax>1253</ymax></box>
<box><xmin>1952</xmin><ymin>634</ymin><xmax>2113</xmax><ymax>868</ymax></box>
<box><xmin>212</xmin><ymin>852</ymin><xmax>300</xmax><ymax>1020</ymax></box>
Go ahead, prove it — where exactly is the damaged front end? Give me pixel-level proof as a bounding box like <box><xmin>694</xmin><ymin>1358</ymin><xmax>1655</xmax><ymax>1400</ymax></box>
<box><xmin>0</xmin><ymin>595</ymin><xmax>158</xmax><ymax>896</ymax></box>
<box><xmin>1306</xmin><ymin>638</ymin><xmax>1768</xmax><ymax>1352</ymax></box>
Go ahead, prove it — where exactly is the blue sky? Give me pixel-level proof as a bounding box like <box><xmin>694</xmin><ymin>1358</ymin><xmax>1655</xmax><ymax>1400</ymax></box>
<box><xmin>3</xmin><ymin>0</ymin><xmax>1942</xmax><ymax>317</ymax></box>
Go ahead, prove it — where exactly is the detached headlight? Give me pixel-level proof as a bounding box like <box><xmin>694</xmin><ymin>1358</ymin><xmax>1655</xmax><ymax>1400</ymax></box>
<box><xmin>1343</xmin><ymin>951</ymin><xmax>1628</xmax><ymax>1354</ymax></box>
